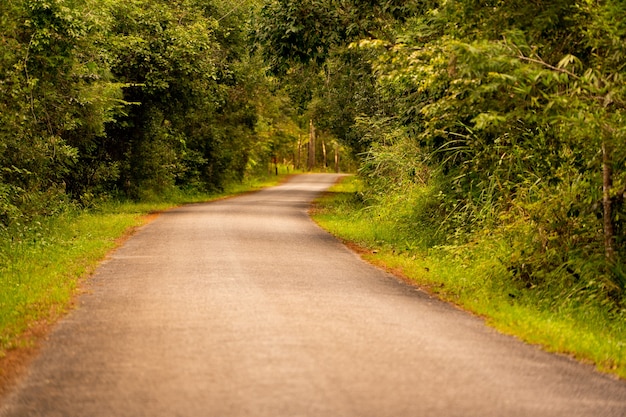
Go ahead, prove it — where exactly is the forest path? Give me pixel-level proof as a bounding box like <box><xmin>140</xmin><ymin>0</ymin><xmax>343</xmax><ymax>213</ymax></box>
<box><xmin>1</xmin><ymin>174</ymin><xmax>625</xmax><ymax>417</ymax></box>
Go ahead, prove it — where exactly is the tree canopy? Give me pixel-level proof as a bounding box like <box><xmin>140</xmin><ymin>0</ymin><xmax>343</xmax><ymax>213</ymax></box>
<box><xmin>0</xmin><ymin>0</ymin><xmax>303</xmax><ymax>219</ymax></box>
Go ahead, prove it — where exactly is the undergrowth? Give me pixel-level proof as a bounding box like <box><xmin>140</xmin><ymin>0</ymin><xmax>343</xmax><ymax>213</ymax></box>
<box><xmin>312</xmin><ymin>175</ymin><xmax>626</xmax><ymax>379</ymax></box>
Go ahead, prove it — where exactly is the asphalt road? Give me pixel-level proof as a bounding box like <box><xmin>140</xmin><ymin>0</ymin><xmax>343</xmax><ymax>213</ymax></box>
<box><xmin>2</xmin><ymin>173</ymin><xmax>626</xmax><ymax>417</ymax></box>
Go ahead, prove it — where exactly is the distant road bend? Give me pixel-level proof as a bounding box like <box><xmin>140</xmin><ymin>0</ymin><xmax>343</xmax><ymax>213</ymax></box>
<box><xmin>1</xmin><ymin>173</ymin><xmax>626</xmax><ymax>417</ymax></box>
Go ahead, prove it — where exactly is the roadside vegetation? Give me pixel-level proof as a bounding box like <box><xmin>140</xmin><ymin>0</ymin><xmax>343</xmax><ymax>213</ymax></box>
<box><xmin>313</xmin><ymin>176</ymin><xmax>626</xmax><ymax>378</ymax></box>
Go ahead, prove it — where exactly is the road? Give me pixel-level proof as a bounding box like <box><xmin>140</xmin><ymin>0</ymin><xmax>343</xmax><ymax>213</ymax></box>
<box><xmin>1</xmin><ymin>173</ymin><xmax>626</xmax><ymax>417</ymax></box>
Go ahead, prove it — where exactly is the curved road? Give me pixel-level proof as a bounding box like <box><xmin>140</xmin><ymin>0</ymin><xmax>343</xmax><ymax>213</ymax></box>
<box><xmin>2</xmin><ymin>174</ymin><xmax>626</xmax><ymax>416</ymax></box>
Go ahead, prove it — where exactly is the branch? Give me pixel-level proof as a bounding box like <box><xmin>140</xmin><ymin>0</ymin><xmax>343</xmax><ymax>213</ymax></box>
<box><xmin>516</xmin><ymin>55</ymin><xmax>580</xmax><ymax>80</ymax></box>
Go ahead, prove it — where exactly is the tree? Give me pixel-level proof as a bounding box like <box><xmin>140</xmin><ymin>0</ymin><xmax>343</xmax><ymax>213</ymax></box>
<box><xmin>254</xmin><ymin>0</ymin><xmax>415</xmax><ymax>156</ymax></box>
<box><xmin>351</xmin><ymin>0</ymin><xmax>626</xmax><ymax>300</ymax></box>
<box><xmin>0</xmin><ymin>0</ymin><xmax>122</xmax><ymax>220</ymax></box>
<box><xmin>256</xmin><ymin>0</ymin><xmax>626</xmax><ymax>302</ymax></box>
<box><xmin>104</xmin><ymin>0</ymin><xmax>268</xmax><ymax>195</ymax></box>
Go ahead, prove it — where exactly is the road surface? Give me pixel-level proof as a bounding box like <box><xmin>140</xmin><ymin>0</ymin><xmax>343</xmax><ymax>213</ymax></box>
<box><xmin>1</xmin><ymin>174</ymin><xmax>626</xmax><ymax>416</ymax></box>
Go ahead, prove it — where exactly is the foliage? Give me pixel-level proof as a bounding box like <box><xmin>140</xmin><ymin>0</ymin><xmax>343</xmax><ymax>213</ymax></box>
<box><xmin>0</xmin><ymin>0</ymin><xmax>118</xmax><ymax>223</ymax></box>
<box><xmin>352</xmin><ymin>1</ymin><xmax>626</xmax><ymax>308</ymax></box>
<box><xmin>0</xmin><ymin>0</ymin><xmax>301</xmax><ymax>212</ymax></box>
<box><xmin>256</xmin><ymin>0</ymin><xmax>626</xmax><ymax>311</ymax></box>
<box><xmin>254</xmin><ymin>0</ymin><xmax>417</xmax><ymax>154</ymax></box>
<box><xmin>255</xmin><ymin>0</ymin><xmax>415</xmax><ymax>74</ymax></box>
<box><xmin>106</xmin><ymin>0</ymin><xmax>255</xmax><ymax>196</ymax></box>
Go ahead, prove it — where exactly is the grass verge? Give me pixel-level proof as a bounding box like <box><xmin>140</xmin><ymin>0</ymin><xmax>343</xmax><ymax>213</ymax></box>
<box><xmin>0</xmin><ymin>173</ymin><xmax>292</xmax><ymax>393</ymax></box>
<box><xmin>311</xmin><ymin>175</ymin><xmax>626</xmax><ymax>379</ymax></box>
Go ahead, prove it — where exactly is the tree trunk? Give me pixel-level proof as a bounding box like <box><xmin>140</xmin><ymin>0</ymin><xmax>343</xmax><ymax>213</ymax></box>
<box><xmin>334</xmin><ymin>142</ymin><xmax>340</xmax><ymax>173</ymax></box>
<box><xmin>296</xmin><ymin>134</ymin><xmax>301</xmax><ymax>170</ymax></box>
<box><xmin>603</xmin><ymin>139</ymin><xmax>615</xmax><ymax>263</ymax></box>
<box><xmin>321</xmin><ymin>136</ymin><xmax>327</xmax><ymax>168</ymax></box>
<box><xmin>308</xmin><ymin>120</ymin><xmax>316</xmax><ymax>171</ymax></box>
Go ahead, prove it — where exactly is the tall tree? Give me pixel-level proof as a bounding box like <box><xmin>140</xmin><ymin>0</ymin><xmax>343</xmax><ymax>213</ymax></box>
<box><xmin>0</xmin><ymin>0</ymin><xmax>121</xmax><ymax>220</ymax></box>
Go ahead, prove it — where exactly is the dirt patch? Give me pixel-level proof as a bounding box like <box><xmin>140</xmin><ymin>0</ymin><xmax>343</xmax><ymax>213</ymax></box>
<box><xmin>0</xmin><ymin>320</ymin><xmax>48</xmax><ymax>400</ymax></box>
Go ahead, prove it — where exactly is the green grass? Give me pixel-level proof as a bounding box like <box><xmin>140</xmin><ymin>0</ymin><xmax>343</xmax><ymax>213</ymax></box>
<box><xmin>312</xmin><ymin>175</ymin><xmax>626</xmax><ymax>379</ymax></box>
<box><xmin>0</xmin><ymin>173</ymin><xmax>291</xmax><ymax>359</ymax></box>
<box><xmin>0</xmin><ymin>210</ymin><xmax>139</xmax><ymax>354</ymax></box>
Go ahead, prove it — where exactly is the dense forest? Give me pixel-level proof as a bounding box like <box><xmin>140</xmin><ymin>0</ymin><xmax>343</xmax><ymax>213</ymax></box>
<box><xmin>0</xmin><ymin>0</ymin><xmax>313</xmax><ymax>224</ymax></box>
<box><xmin>2</xmin><ymin>0</ymin><xmax>626</xmax><ymax>312</ymax></box>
